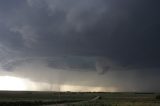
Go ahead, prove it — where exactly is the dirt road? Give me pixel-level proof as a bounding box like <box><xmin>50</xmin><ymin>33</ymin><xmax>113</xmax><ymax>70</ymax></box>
<box><xmin>44</xmin><ymin>96</ymin><xmax>100</xmax><ymax>106</ymax></box>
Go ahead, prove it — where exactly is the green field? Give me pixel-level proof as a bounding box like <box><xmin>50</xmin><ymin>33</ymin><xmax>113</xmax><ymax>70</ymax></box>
<box><xmin>0</xmin><ymin>91</ymin><xmax>160</xmax><ymax>106</ymax></box>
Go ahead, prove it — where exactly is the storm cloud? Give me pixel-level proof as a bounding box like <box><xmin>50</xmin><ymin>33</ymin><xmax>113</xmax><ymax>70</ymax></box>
<box><xmin>0</xmin><ymin>0</ymin><xmax>160</xmax><ymax>91</ymax></box>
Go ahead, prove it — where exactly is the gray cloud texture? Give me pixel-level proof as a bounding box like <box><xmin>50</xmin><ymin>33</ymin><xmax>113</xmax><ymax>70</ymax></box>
<box><xmin>0</xmin><ymin>0</ymin><xmax>160</xmax><ymax>91</ymax></box>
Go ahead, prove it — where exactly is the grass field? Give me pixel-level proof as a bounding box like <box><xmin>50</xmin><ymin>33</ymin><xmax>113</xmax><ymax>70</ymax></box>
<box><xmin>0</xmin><ymin>91</ymin><xmax>160</xmax><ymax>106</ymax></box>
<box><xmin>67</xmin><ymin>92</ymin><xmax>160</xmax><ymax>106</ymax></box>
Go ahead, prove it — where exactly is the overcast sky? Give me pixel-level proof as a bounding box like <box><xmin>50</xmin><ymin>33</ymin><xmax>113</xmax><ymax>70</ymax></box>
<box><xmin>0</xmin><ymin>0</ymin><xmax>160</xmax><ymax>92</ymax></box>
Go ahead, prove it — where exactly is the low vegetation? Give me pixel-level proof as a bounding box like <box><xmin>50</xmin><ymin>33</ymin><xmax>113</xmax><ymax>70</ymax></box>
<box><xmin>0</xmin><ymin>91</ymin><xmax>160</xmax><ymax>106</ymax></box>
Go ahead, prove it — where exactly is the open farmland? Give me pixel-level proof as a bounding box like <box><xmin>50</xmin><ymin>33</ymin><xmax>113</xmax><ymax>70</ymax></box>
<box><xmin>0</xmin><ymin>91</ymin><xmax>160</xmax><ymax>106</ymax></box>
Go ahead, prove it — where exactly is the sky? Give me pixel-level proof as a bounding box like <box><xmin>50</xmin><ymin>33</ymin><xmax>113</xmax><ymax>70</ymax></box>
<box><xmin>0</xmin><ymin>0</ymin><xmax>160</xmax><ymax>92</ymax></box>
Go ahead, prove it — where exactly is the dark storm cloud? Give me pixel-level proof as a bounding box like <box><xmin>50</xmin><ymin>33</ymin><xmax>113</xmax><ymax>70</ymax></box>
<box><xmin>0</xmin><ymin>0</ymin><xmax>160</xmax><ymax>91</ymax></box>
<box><xmin>0</xmin><ymin>0</ymin><xmax>110</xmax><ymax>72</ymax></box>
<box><xmin>0</xmin><ymin>0</ymin><xmax>160</xmax><ymax>70</ymax></box>
<box><xmin>82</xmin><ymin>0</ymin><xmax>160</xmax><ymax>69</ymax></box>
<box><xmin>26</xmin><ymin>0</ymin><xmax>160</xmax><ymax>69</ymax></box>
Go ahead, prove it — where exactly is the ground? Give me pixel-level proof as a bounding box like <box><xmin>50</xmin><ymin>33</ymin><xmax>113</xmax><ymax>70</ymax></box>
<box><xmin>0</xmin><ymin>91</ymin><xmax>160</xmax><ymax>106</ymax></box>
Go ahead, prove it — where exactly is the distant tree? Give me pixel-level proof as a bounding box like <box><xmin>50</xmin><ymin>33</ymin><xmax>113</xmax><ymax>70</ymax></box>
<box><xmin>156</xmin><ymin>95</ymin><xmax>160</xmax><ymax>100</ymax></box>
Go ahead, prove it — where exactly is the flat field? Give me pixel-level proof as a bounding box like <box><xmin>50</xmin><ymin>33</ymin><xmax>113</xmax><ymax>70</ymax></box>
<box><xmin>0</xmin><ymin>91</ymin><xmax>160</xmax><ymax>106</ymax></box>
